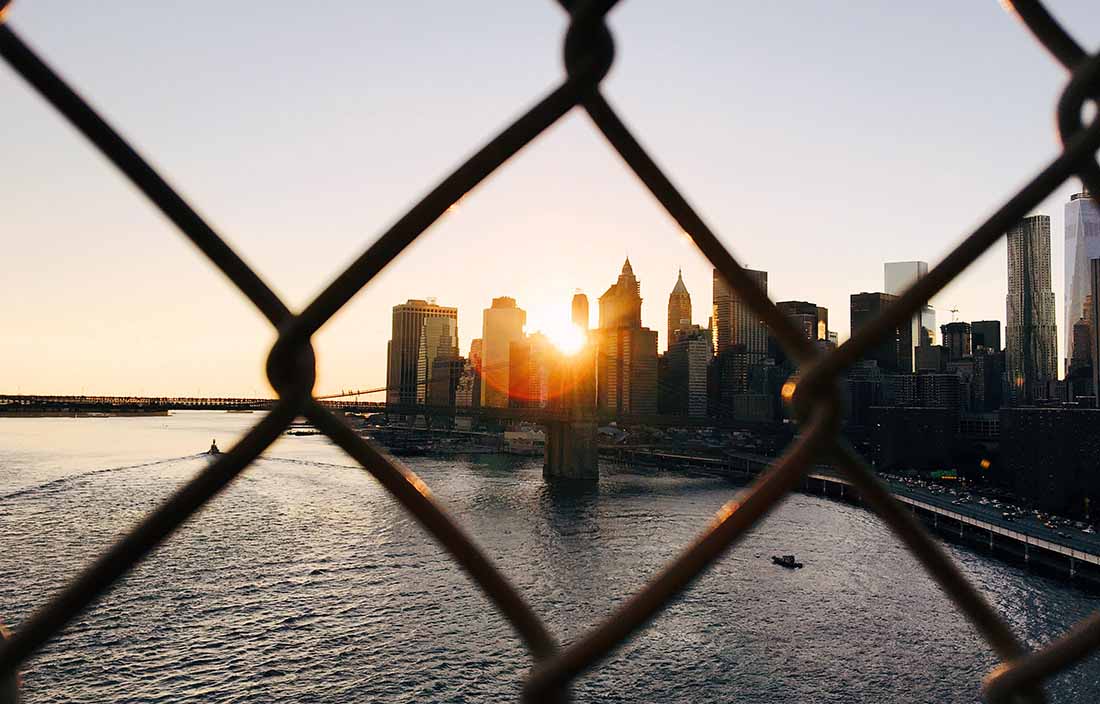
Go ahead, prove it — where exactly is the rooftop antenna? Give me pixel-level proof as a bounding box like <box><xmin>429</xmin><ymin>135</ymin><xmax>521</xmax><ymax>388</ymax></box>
<box><xmin>950</xmin><ymin>306</ymin><xmax>960</xmax><ymax>322</ymax></box>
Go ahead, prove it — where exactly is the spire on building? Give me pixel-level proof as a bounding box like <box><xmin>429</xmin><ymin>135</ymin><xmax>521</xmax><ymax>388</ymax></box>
<box><xmin>671</xmin><ymin>269</ymin><xmax>688</xmax><ymax>294</ymax></box>
<box><xmin>621</xmin><ymin>257</ymin><xmax>633</xmax><ymax>276</ymax></box>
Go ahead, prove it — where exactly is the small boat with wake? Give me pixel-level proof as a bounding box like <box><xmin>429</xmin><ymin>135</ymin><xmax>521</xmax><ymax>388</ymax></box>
<box><xmin>771</xmin><ymin>554</ymin><xmax>803</xmax><ymax>569</ymax></box>
<box><xmin>206</xmin><ymin>439</ymin><xmax>222</xmax><ymax>457</ymax></box>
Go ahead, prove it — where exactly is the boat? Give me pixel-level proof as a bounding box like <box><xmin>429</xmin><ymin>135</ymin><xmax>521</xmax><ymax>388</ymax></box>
<box><xmin>771</xmin><ymin>554</ymin><xmax>803</xmax><ymax>569</ymax></box>
<box><xmin>206</xmin><ymin>439</ymin><xmax>222</xmax><ymax>456</ymax></box>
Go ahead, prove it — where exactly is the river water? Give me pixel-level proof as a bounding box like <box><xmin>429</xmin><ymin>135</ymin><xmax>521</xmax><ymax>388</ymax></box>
<box><xmin>0</xmin><ymin>411</ymin><xmax>1097</xmax><ymax>702</ymax></box>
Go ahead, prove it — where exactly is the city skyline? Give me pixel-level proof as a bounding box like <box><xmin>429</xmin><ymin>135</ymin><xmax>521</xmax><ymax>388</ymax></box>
<box><xmin>4</xmin><ymin>1</ymin><xmax>1099</xmax><ymax>396</ymax></box>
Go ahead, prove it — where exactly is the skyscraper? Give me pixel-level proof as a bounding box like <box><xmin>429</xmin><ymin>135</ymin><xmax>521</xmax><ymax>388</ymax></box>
<box><xmin>885</xmin><ymin>261</ymin><xmax>936</xmax><ymax>365</ymax></box>
<box><xmin>775</xmin><ymin>301</ymin><xmax>828</xmax><ymax>342</ymax></box>
<box><xmin>665</xmin><ymin>325</ymin><xmax>711</xmax><ymax>417</ymax></box>
<box><xmin>712</xmin><ymin>267</ymin><xmax>768</xmax><ymax>360</ymax></box>
<box><xmin>667</xmin><ymin>269</ymin><xmax>692</xmax><ymax>351</ymax></box>
<box><xmin>1064</xmin><ymin>190</ymin><xmax>1100</xmax><ymax>368</ymax></box>
<box><xmin>1006</xmin><ymin>214</ymin><xmax>1058</xmax><ymax>403</ymax></box>
<box><xmin>386</xmin><ymin>299</ymin><xmax>457</xmax><ymax>406</ymax></box>
<box><xmin>940</xmin><ymin>321</ymin><xmax>972</xmax><ymax>361</ymax></box>
<box><xmin>599</xmin><ymin>259</ymin><xmax>643</xmax><ymax>329</ymax></box>
<box><xmin>481</xmin><ymin>297</ymin><xmax>526</xmax><ymax>408</ymax></box>
<box><xmin>596</xmin><ymin>259</ymin><xmax>658</xmax><ymax>415</ymax></box>
<box><xmin>850</xmin><ymin>292</ymin><xmax>912</xmax><ymax>373</ymax></box>
<box><xmin>971</xmin><ymin>321</ymin><xmax>1001</xmax><ymax>352</ymax></box>
<box><xmin>571</xmin><ymin>291</ymin><xmax>590</xmax><ymax>331</ymax></box>
<box><xmin>416</xmin><ymin>316</ymin><xmax>458</xmax><ymax>404</ymax></box>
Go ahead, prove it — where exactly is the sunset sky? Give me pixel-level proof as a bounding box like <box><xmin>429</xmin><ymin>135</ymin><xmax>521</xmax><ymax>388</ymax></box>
<box><xmin>4</xmin><ymin>1</ymin><xmax>1099</xmax><ymax>397</ymax></box>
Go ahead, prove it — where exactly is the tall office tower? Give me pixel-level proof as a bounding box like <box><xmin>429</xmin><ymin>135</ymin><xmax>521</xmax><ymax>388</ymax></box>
<box><xmin>386</xmin><ymin>299</ymin><xmax>458</xmax><ymax>406</ymax></box>
<box><xmin>972</xmin><ymin>347</ymin><xmax>1005</xmax><ymax>411</ymax></box>
<box><xmin>885</xmin><ymin>261</ymin><xmax>936</xmax><ymax>364</ymax></box>
<box><xmin>481</xmin><ymin>297</ymin><xmax>527</xmax><ymax>408</ymax></box>
<box><xmin>850</xmin><ymin>292</ymin><xmax>912</xmax><ymax>373</ymax></box>
<box><xmin>416</xmin><ymin>316</ymin><xmax>458</xmax><ymax>404</ymax></box>
<box><xmin>596</xmin><ymin>260</ymin><xmax>658</xmax><ymax>415</ymax></box>
<box><xmin>427</xmin><ymin>354</ymin><xmax>464</xmax><ymax>407</ymax></box>
<box><xmin>1006</xmin><ymin>214</ymin><xmax>1058</xmax><ymax>403</ymax></box>
<box><xmin>667</xmin><ymin>270</ymin><xmax>692</xmax><ymax>350</ymax></box>
<box><xmin>775</xmin><ymin>301</ymin><xmax>827</xmax><ymax>343</ymax></box>
<box><xmin>940</xmin><ymin>321</ymin><xmax>972</xmax><ymax>361</ymax></box>
<box><xmin>665</xmin><ymin>325</ymin><xmax>712</xmax><ymax>417</ymax></box>
<box><xmin>597</xmin><ymin>327</ymin><xmax>658</xmax><ymax>415</ymax></box>
<box><xmin>712</xmin><ymin>267</ymin><xmax>768</xmax><ymax>358</ymax></box>
<box><xmin>599</xmin><ymin>259</ymin><xmax>643</xmax><ymax>328</ymax></box>
<box><xmin>572</xmin><ymin>290</ymin><xmax>590</xmax><ymax>330</ymax></box>
<box><xmin>1069</xmin><ymin>317</ymin><xmax>1092</xmax><ymax>372</ymax></box>
<box><xmin>971</xmin><ymin>320</ymin><xmax>1002</xmax><ymax>352</ymax></box>
<box><xmin>1064</xmin><ymin>190</ymin><xmax>1100</xmax><ymax>367</ymax></box>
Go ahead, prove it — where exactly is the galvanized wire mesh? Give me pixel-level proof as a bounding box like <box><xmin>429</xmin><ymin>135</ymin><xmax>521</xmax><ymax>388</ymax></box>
<box><xmin>1</xmin><ymin>0</ymin><xmax>1099</xmax><ymax>701</ymax></box>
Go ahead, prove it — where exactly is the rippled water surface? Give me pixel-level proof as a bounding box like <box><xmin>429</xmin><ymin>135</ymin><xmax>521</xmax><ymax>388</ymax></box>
<box><xmin>2</xmin><ymin>411</ymin><xmax>1099</xmax><ymax>702</ymax></box>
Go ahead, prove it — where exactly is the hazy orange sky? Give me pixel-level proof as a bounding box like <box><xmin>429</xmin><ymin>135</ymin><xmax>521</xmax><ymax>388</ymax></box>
<box><xmin>4</xmin><ymin>1</ymin><xmax>1098</xmax><ymax>396</ymax></box>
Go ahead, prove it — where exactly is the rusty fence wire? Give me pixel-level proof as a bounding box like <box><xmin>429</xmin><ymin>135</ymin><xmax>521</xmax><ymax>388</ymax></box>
<box><xmin>2</xmin><ymin>0</ymin><xmax>1100</xmax><ymax>701</ymax></box>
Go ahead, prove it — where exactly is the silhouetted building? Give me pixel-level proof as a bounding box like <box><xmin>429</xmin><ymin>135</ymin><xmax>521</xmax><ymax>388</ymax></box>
<box><xmin>596</xmin><ymin>260</ymin><xmax>658</xmax><ymax>415</ymax></box>
<box><xmin>667</xmin><ymin>270</ymin><xmax>693</xmax><ymax>351</ymax></box>
<box><xmin>870</xmin><ymin>406</ymin><xmax>958</xmax><ymax>472</ymax></box>
<box><xmin>972</xmin><ymin>347</ymin><xmax>1005</xmax><ymax>411</ymax></box>
<box><xmin>664</xmin><ymin>325</ymin><xmax>711</xmax><ymax>417</ymax></box>
<box><xmin>775</xmin><ymin>300</ymin><xmax>827</xmax><ymax>345</ymax></box>
<box><xmin>941</xmin><ymin>322</ymin><xmax>972</xmax><ymax>361</ymax></box>
<box><xmin>947</xmin><ymin>357</ymin><xmax>975</xmax><ymax>411</ymax></box>
<box><xmin>712</xmin><ymin>267</ymin><xmax>768</xmax><ymax>361</ymax></box>
<box><xmin>572</xmin><ymin>291</ymin><xmax>589</xmax><ymax>331</ymax></box>
<box><xmin>481</xmin><ymin>297</ymin><xmax>527</xmax><ymax>408</ymax></box>
<box><xmin>851</xmin><ymin>292</ymin><xmax>912</xmax><ymax>372</ymax></box>
<box><xmin>919</xmin><ymin>373</ymin><xmax>962</xmax><ymax>409</ymax></box>
<box><xmin>1000</xmin><ymin>408</ymin><xmax>1100</xmax><ymax>520</ymax></box>
<box><xmin>597</xmin><ymin>327</ymin><xmax>658</xmax><ymax>415</ymax></box>
<box><xmin>599</xmin><ymin>258</ymin><xmax>643</xmax><ymax>329</ymax></box>
<box><xmin>387</xmin><ymin>299</ymin><xmax>458</xmax><ymax>406</ymax></box>
<box><xmin>971</xmin><ymin>320</ymin><xmax>1001</xmax><ymax>352</ymax></box>
<box><xmin>915</xmin><ymin>345</ymin><xmax>946</xmax><ymax>372</ymax></box>
<box><xmin>843</xmin><ymin>360</ymin><xmax>885</xmax><ymax>427</ymax></box>
<box><xmin>1006</xmin><ymin>214</ymin><xmax>1058</xmax><ymax>404</ymax></box>
<box><xmin>1070</xmin><ymin>317</ymin><xmax>1093</xmax><ymax>372</ymax></box>
<box><xmin>427</xmin><ymin>354</ymin><xmax>464</xmax><ymax>408</ymax></box>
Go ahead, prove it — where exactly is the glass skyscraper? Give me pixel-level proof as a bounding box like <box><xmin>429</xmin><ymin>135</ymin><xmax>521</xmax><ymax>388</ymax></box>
<box><xmin>1064</xmin><ymin>190</ymin><xmax>1100</xmax><ymax>367</ymax></box>
<box><xmin>884</xmin><ymin>261</ymin><xmax>936</xmax><ymax>370</ymax></box>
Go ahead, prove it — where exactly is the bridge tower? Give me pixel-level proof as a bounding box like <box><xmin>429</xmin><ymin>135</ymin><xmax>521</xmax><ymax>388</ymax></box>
<box><xmin>544</xmin><ymin>344</ymin><xmax>599</xmax><ymax>481</ymax></box>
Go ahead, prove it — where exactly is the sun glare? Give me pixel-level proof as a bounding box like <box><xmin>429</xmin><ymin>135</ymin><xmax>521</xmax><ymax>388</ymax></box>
<box><xmin>542</xmin><ymin>322</ymin><xmax>587</xmax><ymax>356</ymax></box>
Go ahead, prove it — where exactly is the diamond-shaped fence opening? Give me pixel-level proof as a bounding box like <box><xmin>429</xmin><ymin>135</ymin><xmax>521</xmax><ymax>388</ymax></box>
<box><xmin>2</xmin><ymin>1</ymin><xmax>1100</xmax><ymax>702</ymax></box>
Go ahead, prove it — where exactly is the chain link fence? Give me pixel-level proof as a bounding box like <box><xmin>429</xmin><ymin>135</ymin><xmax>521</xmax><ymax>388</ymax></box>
<box><xmin>2</xmin><ymin>1</ymin><xmax>1099</xmax><ymax>701</ymax></box>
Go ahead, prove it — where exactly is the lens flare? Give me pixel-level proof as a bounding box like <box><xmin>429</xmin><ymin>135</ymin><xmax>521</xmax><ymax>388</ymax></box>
<box><xmin>545</xmin><ymin>323</ymin><xmax>586</xmax><ymax>356</ymax></box>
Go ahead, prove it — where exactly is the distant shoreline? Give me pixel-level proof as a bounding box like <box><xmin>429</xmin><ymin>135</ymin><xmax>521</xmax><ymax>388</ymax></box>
<box><xmin>0</xmin><ymin>409</ymin><xmax>171</xmax><ymax>418</ymax></box>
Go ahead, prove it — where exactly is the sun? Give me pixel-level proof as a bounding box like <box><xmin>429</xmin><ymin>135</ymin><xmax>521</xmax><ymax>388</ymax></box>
<box><xmin>541</xmin><ymin>321</ymin><xmax>587</xmax><ymax>356</ymax></box>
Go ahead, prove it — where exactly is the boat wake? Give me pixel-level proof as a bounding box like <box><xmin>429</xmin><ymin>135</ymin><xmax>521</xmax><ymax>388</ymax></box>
<box><xmin>0</xmin><ymin>454</ymin><xmax>207</xmax><ymax>504</ymax></box>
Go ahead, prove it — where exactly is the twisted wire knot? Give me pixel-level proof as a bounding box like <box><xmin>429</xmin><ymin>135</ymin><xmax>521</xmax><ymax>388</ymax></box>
<box><xmin>563</xmin><ymin>1</ymin><xmax>614</xmax><ymax>88</ymax></box>
<box><xmin>1057</xmin><ymin>50</ymin><xmax>1100</xmax><ymax>197</ymax></box>
<box><xmin>266</xmin><ymin>329</ymin><xmax>317</xmax><ymax>404</ymax></box>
